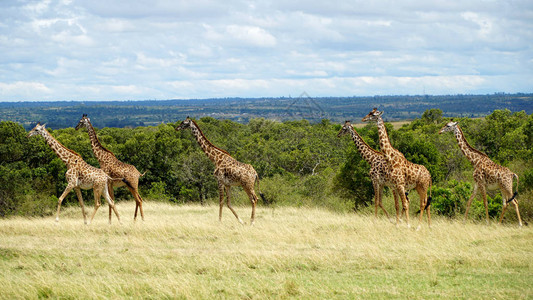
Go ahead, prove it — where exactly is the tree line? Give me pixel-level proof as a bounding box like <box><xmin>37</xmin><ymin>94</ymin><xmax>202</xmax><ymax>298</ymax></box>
<box><xmin>1</xmin><ymin>93</ymin><xmax>532</xmax><ymax>129</ymax></box>
<box><xmin>1</xmin><ymin>109</ymin><xmax>532</xmax><ymax>222</ymax></box>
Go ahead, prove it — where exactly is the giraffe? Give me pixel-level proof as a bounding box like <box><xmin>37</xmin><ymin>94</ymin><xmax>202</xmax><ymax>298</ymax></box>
<box><xmin>27</xmin><ymin>123</ymin><xmax>121</xmax><ymax>224</ymax></box>
<box><xmin>337</xmin><ymin>120</ymin><xmax>400</xmax><ymax>219</ymax></box>
<box><xmin>176</xmin><ymin>117</ymin><xmax>264</xmax><ymax>225</ymax></box>
<box><xmin>439</xmin><ymin>121</ymin><xmax>523</xmax><ymax>226</ymax></box>
<box><xmin>362</xmin><ymin>108</ymin><xmax>432</xmax><ymax>228</ymax></box>
<box><xmin>75</xmin><ymin>114</ymin><xmax>146</xmax><ymax>221</ymax></box>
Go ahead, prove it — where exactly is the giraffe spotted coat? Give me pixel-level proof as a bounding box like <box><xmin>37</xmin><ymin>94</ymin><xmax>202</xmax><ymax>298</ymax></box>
<box><xmin>362</xmin><ymin>108</ymin><xmax>432</xmax><ymax>229</ymax></box>
<box><xmin>176</xmin><ymin>117</ymin><xmax>263</xmax><ymax>225</ymax></box>
<box><xmin>76</xmin><ymin>114</ymin><xmax>145</xmax><ymax>221</ymax></box>
<box><xmin>439</xmin><ymin>121</ymin><xmax>522</xmax><ymax>226</ymax></box>
<box><xmin>27</xmin><ymin>123</ymin><xmax>121</xmax><ymax>224</ymax></box>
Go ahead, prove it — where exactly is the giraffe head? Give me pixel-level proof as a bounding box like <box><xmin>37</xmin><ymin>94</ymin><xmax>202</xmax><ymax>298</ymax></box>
<box><xmin>27</xmin><ymin>123</ymin><xmax>47</xmax><ymax>138</ymax></box>
<box><xmin>175</xmin><ymin>116</ymin><xmax>193</xmax><ymax>131</ymax></box>
<box><xmin>438</xmin><ymin>120</ymin><xmax>458</xmax><ymax>134</ymax></box>
<box><xmin>75</xmin><ymin>114</ymin><xmax>90</xmax><ymax>131</ymax></box>
<box><xmin>337</xmin><ymin>121</ymin><xmax>352</xmax><ymax>138</ymax></box>
<box><xmin>361</xmin><ymin>108</ymin><xmax>383</xmax><ymax>123</ymax></box>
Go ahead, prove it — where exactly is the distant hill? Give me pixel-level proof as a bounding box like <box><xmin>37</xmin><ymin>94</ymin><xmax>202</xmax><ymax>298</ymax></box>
<box><xmin>1</xmin><ymin>93</ymin><xmax>532</xmax><ymax>129</ymax></box>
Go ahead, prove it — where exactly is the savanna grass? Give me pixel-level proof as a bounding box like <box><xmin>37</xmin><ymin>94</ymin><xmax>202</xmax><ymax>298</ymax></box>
<box><xmin>0</xmin><ymin>201</ymin><xmax>531</xmax><ymax>299</ymax></box>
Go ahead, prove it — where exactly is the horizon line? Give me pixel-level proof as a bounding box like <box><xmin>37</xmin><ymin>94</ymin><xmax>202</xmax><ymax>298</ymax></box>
<box><xmin>1</xmin><ymin>92</ymin><xmax>532</xmax><ymax>103</ymax></box>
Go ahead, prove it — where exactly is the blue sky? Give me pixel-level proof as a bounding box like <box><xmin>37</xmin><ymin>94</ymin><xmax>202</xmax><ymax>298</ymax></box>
<box><xmin>1</xmin><ymin>0</ymin><xmax>532</xmax><ymax>101</ymax></box>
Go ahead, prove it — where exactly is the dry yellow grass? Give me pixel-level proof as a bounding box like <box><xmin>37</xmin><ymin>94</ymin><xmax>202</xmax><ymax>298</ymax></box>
<box><xmin>0</xmin><ymin>201</ymin><xmax>532</xmax><ymax>299</ymax></box>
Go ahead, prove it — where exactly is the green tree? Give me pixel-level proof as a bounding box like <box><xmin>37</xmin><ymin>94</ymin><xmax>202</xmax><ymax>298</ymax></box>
<box><xmin>333</xmin><ymin>148</ymin><xmax>374</xmax><ymax>210</ymax></box>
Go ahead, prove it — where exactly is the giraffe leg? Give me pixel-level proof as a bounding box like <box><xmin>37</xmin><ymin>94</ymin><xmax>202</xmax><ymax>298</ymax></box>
<box><xmin>56</xmin><ymin>185</ymin><xmax>74</xmax><ymax>222</ymax></box>
<box><xmin>464</xmin><ymin>183</ymin><xmax>478</xmax><ymax>222</ymax></box>
<box><xmin>399</xmin><ymin>192</ymin><xmax>409</xmax><ymax>221</ymax></box>
<box><xmin>103</xmin><ymin>184</ymin><xmax>121</xmax><ymax>224</ymax></box>
<box><xmin>426</xmin><ymin>195</ymin><xmax>432</xmax><ymax>228</ymax></box>
<box><xmin>245</xmin><ymin>187</ymin><xmax>258</xmax><ymax>226</ymax></box>
<box><xmin>393</xmin><ymin>190</ymin><xmax>400</xmax><ymax>226</ymax></box>
<box><xmin>499</xmin><ymin>185</ymin><xmax>523</xmax><ymax>227</ymax></box>
<box><xmin>373</xmin><ymin>182</ymin><xmax>380</xmax><ymax>218</ymax></box>
<box><xmin>498</xmin><ymin>202</ymin><xmax>508</xmax><ymax>224</ymax></box>
<box><xmin>107</xmin><ymin>182</ymin><xmax>115</xmax><ymax>223</ymax></box>
<box><xmin>74</xmin><ymin>188</ymin><xmax>88</xmax><ymax>225</ymax></box>
<box><xmin>377</xmin><ymin>187</ymin><xmax>391</xmax><ymax>220</ymax></box>
<box><xmin>479</xmin><ymin>185</ymin><xmax>489</xmax><ymax>225</ymax></box>
<box><xmin>416</xmin><ymin>187</ymin><xmax>427</xmax><ymax>230</ymax></box>
<box><xmin>129</xmin><ymin>187</ymin><xmax>145</xmax><ymax>221</ymax></box>
<box><xmin>225</xmin><ymin>187</ymin><xmax>244</xmax><ymax>224</ymax></box>
<box><xmin>398</xmin><ymin>186</ymin><xmax>410</xmax><ymax>228</ymax></box>
<box><xmin>513</xmin><ymin>200</ymin><xmax>523</xmax><ymax>227</ymax></box>
<box><xmin>218</xmin><ymin>183</ymin><xmax>225</xmax><ymax>222</ymax></box>
<box><xmin>108</xmin><ymin>200</ymin><xmax>113</xmax><ymax>223</ymax></box>
<box><xmin>88</xmin><ymin>189</ymin><xmax>102</xmax><ymax>225</ymax></box>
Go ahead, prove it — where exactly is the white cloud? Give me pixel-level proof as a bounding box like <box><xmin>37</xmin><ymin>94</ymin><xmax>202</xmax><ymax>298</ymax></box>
<box><xmin>461</xmin><ymin>12</ymin><xmax>493</xmax><ymax>38</ymax></box>
<box><xmin>23</xmin><ymin>0</ymin><xmax>52</xmax><ymax>16</ymax></box>
<box><xmin>225</xmin><ymin>25</ymin><xmax>277</xmax><ymax>47</ymax></box>
<box><xmin>0</xmin><ymin>81</ymin><xmax>51</xmax><ymax>97</ymax></box>
<box><xmin>95</xmin><ymin>19</ymin><xmax>136</xmax><ymax>33</ymax></box>
<box><xmin>0</xmin><ymin>0</ymin><xmax>532</xmax><ymax>101</ymax></box>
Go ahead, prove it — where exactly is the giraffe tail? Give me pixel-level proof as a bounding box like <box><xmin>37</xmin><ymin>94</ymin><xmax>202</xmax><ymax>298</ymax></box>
<box><xmin>424</xmin><ymin>196</ymin><xmax>432</xmax><ymax>211</ymax></box>
<box><xmin>107</xmin><ymin>175</ymin><xmax>134</xmax><ymax>189</ymax></box>
<box><xmin>255</xmin><ymin>175</ymin><xmax>267</xmax><ymax>205</ymax></box>
<box><xmin>424</xmin><ymin>179</ymin><xmax>433</xmax><ymax>211</ymax></box>
<box><xmin>506</xmin><ymin>173</ymin><xmax>519</xmax><ymax>204</ymax></box>
<box><xmin>122</xmin><ymin>178</ymin><xmax>134</xmax><ymax>189</ymax></box>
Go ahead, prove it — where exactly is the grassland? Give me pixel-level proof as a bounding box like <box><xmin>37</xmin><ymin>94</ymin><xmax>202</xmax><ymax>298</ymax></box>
<box><xmin>0</xmin><ymin>201</ymin><xmax>532</xmax><ymax>299</ymax></box>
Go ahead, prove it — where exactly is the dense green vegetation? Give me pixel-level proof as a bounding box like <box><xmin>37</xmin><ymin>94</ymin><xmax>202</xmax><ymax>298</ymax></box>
<box><xmin>1</xmin><ymin>93</ymin><xmax>532</xmax><ymax>129</ymax></box>
<box><xmin>1</xmin><ymin>109</ymin><xmax>532</xmax><ymax>223</ymax></box>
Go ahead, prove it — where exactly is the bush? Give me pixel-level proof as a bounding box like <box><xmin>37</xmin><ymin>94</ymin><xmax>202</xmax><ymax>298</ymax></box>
<box><xmin>469</xmin><ymin>193</ymin><xmax>503</xmax><ymax>221</ymax></box>
<box><xmin>430</xmin><ymin>180</ymin><xmax>471</xmax><ymax>218</ymax></box>
<box><xmin>521</xmin><ymin>168</ymin><xmax>533</xmax><ymax>193</ymax></box>
<box><xmin>17</xmin><ymin>193</ymin><xmax>56</xmax><ymax>217</ymax></box>
<box><xmin>147</xmin><ymin>181</ymin><xmax>169</xmax><ymax>201</ymax></box>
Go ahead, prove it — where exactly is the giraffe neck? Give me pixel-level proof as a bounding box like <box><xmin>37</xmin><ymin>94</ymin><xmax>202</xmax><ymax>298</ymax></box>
<box><xmin>189</xmin><ymin>122</ymin><xmax>229</xmax><ymax>165</ymax></box>
<box><xmin>84</xmin><ymin>120</ymin><xmax>115</xmax><ymax>164</ymax></box>
<box><xmin>453</xmin><ymin>126</ymin><xmax>487</xmax><ymax>166</ymax></box>
<box><xmin>348</xmin><ymin>125</ymin><xmax>382</xmax><ymax>163</ymax></box>
<box><xmin>376</xmin><ymin>116</ymin><xmax>402</xmax><ymax>162</ymax></box>
<box><xmin>40</xmin><ymin>129</ymin><xmax>81</xmax><ymax>167</ymax></box>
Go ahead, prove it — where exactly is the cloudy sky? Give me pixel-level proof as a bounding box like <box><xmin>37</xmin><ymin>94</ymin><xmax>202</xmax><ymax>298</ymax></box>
<box><xmin>1</xmin><ymin>0</ymin><xmax>532</xmax><ymax>101</ymax></box>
